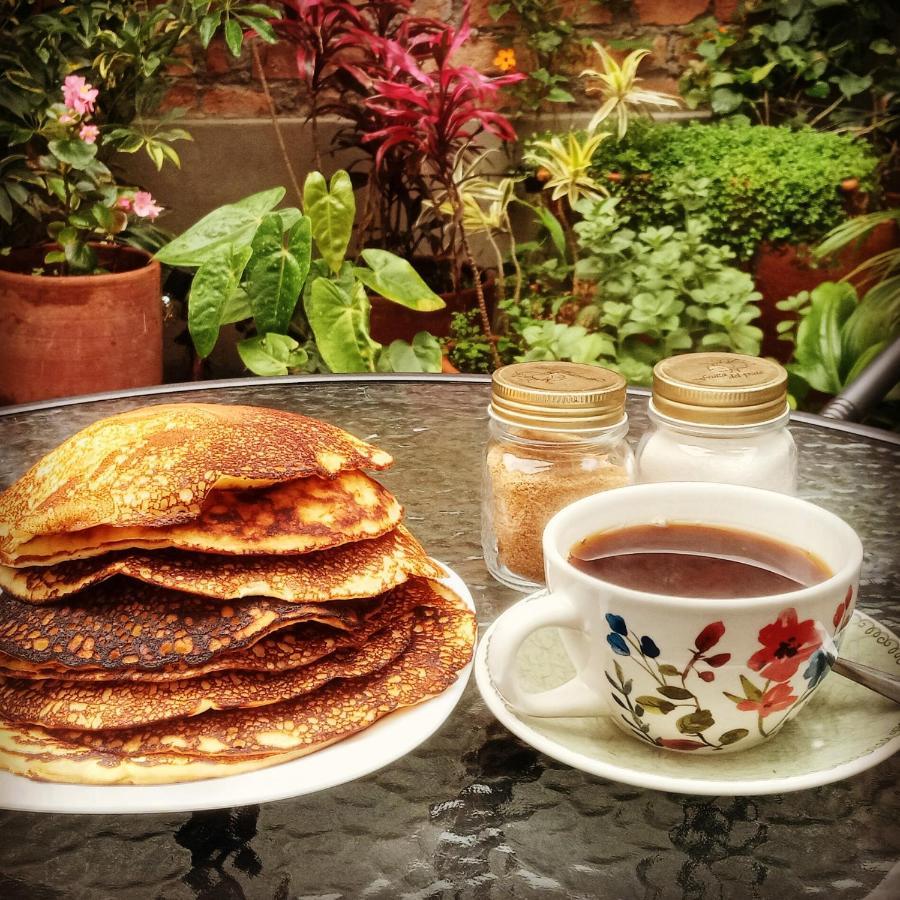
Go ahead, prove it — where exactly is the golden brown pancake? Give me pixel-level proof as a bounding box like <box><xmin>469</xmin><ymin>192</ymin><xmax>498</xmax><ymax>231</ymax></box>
<box><xmin>0</xmin><ymin>618</ymin><xmax>414</xmax><ymax>731</ymax></box>
<box><xmin>0</xmin><ymin>585</ymin><xmax>476</xmax><ymax>783</ymax></box>
<box><xmin>0</xmin><ymin>526</ymin><xmax>440</xmax><ymax>602</ymax></box>
<box><xmin>0</xmin><ymin>578</ymin><xmax>380</xmax><ymax>671</ymax></box>
<box><xmin>0</xmin><ymin>578</ymin><xmax>432</xmax><ymax>682</ymax></box>
<box><xmin>0</xmin><ymin>402</ymin><xmax>392</xmax><ymax>563</ymax></box>
<box><xmin>6</xmin><ymin>471</ymin><xmax>402</xmax><ymax>567</ymax></box>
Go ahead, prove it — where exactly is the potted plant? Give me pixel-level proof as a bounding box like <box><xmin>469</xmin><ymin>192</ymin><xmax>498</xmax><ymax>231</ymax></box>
<box><xmin>264</xmin><ymin>2</ymin><xmax>523</xmax><ymax>354</ymax></box>
<box><xmin>0</xmin><ymin>0</ymin><xmax>276</xmax><ymax>404</ymax></box>
<box><xmin>584</xmin><ymin>119</ymin><xmax>886</xmax><ymax>359</ymax></box>
<box><xmin>155</xmin><ymin>170</ymin><xmax>446</xmax><ymax>375</ymax></box>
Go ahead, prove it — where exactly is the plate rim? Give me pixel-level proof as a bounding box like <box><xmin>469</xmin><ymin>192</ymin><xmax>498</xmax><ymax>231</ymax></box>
<box><xmin>475</xmin><ymin>606</ymin><xmax>900</xmax><ymax>796</ymax></box>
<box><xmin>0</xmin><ymin>561</ymin><xmax>475</xmax><ymax>815</ymax></box>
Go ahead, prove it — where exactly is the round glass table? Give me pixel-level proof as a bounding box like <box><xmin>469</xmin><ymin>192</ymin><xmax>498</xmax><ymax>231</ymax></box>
<box><xmin>0</xmin><ymin>375</ymin><xmax>897</xmax><ymax>899</ymax></box>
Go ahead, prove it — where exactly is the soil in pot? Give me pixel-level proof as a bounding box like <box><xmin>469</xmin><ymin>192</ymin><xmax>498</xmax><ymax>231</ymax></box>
<box><xmin>0</xmin><ymin>244</ymin><xmax>162</xmax><ymax>405</ymax></box>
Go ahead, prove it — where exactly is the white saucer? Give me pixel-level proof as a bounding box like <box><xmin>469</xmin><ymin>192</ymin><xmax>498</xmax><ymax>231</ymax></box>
<box><xmin>475</xmin><ymin>604</ymin><xmax>900</xmax><ymax>796</ymax></box>
<box><xmin>0</xmin><ymin>562</ymin><xmax>475</xmax><ymax>815</ymax></box>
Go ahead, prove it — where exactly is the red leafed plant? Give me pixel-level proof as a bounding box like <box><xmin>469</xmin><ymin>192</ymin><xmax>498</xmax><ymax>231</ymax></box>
<box><xmin>271</xmin><ymin>1</ymin><xmax>443</xmax><ymax>257</ymax></box>
<box><xmin>269</xmin><ymin>2</ymin><xmax>523</xmax><ymax>358</ymax></box>
<box><xmin>363</xmin><ymin>11</ymin><xmax>524</xmax><ymax>359</ymax></box>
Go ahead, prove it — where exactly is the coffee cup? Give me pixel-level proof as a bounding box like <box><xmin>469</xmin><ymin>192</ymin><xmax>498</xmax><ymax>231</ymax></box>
<box><xmin>486</xmin><ymin>483</ymin><xmax>862</xmax><ymax>753</ymax></box>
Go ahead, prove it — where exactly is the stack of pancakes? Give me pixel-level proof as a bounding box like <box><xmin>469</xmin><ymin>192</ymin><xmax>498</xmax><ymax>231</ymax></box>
<box><xmin>0</xmin><ymin>404</ymin><xmax>475</xmax><ymax>784</ymax></box>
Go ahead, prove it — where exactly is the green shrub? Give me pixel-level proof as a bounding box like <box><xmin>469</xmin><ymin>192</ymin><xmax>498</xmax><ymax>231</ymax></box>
<box><xmin>588</xmin><ymin>120</ymin><xmax>879</xmax><ymax>260</ymax></box>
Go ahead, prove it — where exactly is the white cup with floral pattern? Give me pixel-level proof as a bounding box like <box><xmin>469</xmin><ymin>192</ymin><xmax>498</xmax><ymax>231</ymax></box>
<box><xmin>486</xmin><ymin>483</ymin><xmax>863</xmax><ymax>753</ymax></box>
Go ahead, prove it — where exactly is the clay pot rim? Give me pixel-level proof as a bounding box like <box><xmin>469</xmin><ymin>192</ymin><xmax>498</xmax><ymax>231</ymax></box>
<box><xmin>0</xmin><ymin>243</ymin><xmax>159</xmax><ymax>285</ymax></box>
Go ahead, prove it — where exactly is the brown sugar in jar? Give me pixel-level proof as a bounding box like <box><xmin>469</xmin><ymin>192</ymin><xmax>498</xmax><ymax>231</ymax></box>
<box><xmin>481</xmin><ymin>362</ymin><xmax>634</xmax><ymax>591</ymax></box>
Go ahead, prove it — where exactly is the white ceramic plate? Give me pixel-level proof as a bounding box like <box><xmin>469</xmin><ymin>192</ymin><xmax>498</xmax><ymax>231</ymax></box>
<box><xmin>476</xmin><ymin>604</ymin><xmax>900</xmax><ymax>796</ymax></box>
<box><xmin>0</xmin><ymin>562</ymin><xmax>474</xmax><ymax>815</ymax></box>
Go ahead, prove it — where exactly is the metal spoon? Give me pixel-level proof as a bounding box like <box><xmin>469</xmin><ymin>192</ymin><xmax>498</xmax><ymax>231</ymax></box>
<box><xmin>832</xmin><ymin>657</ymin><xmax>900</xmax><ymax>704</ymax></box>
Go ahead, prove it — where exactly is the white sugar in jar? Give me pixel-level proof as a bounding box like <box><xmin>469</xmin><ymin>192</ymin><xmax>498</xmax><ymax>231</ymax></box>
<box><xmin>636</xmin><ymin>353</ymin><xmax>797</xmax><ymax>494</ymax></box>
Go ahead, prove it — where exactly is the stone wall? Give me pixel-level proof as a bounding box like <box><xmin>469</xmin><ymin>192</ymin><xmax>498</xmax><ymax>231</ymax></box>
<box><xmin>158</xmin><ymin>1</ymin><xmax>738</xmax><ymax>119</ymax></box>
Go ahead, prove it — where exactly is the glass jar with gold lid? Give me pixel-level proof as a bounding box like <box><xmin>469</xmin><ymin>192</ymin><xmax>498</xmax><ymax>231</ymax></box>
<box><xmin>482</xmin><ymin>361</ymin><xmax>634</xmax><ymax>591</ymax></box>
<box><xmin>636</xmin><ymin>352</ymin><xmax>797</xmax><ymax>494</ymax></box>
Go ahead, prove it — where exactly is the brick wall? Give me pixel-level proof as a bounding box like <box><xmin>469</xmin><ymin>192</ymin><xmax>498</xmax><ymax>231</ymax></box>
<box><xmin>160</xmin><ymin>1</ymin><xmax>738</xmax><ymax>119</ymax></box>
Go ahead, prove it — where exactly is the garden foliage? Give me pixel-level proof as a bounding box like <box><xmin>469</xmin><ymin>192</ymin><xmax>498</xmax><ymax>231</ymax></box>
<box><xmin>156</xmin><ymin>174</ymin><xmax>444</xmax><ymax>376</ymax></box>
<box><xmin>587</xmin><ymin>121</ymin><xmax>879</xmax><ymax>260</ymax></box>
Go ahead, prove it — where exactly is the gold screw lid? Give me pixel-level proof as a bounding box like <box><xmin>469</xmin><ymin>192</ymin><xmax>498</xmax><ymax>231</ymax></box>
<box><xmin>490</xmin><ymin>362</ymin><xmax>627</xmax><ymax>431</ymax></box>
<box><xmin>652</xmin><ymin>353</ymin><xmax>788</xmax><ymax>426</ymax></box>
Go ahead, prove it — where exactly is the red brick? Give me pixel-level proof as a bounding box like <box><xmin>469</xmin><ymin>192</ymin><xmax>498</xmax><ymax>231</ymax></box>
<box><xmin>200</xmin><ymin>85</ymin><xmax>270</xmax><ymax>117</ymax></box>
<box><xmin>636</xmin><ymin>74</ymin><xmax>682</xmax><ymax>97</ymax></box>
<box><xmin>411</xmin><ymin>0</ymin><xmax>452</xmax><ymax>18</ymax></box>
<box><xmin>252</xmin><ymin>41</ymin><xmax>300</xmax><ymax>81</ymax></box>
<box><xmin>471</xmin><ymin>0</ymin><xmax>504</xmax><ymax>27</ymax></box>
<box><xmin>633</xmin><ymin>0</ymin><xmax>709</xmax><ymax>26</ymax></box>
<box><xmin>453</xmin><ymin>33</ymin><xmax>501</xmax><ymax>71</ymax></box>
<box><xmin>472</xmin><ymin>0</ymin><xmax>612</xmax><ymax>27</ymax></box>
<box><xmin>568</xmin><ymin>1</ymin><xmax>613</xmax><ymax>25</ymax></box>
<box><xmin>205</xmin><ymin>37</ymin><xmax>239</xmax><ymax>76</ymax></box>
<box><xmin>165</xmin><ymin>44</ymin><xmax>193</xmax><ymax>78</ymax></box>
<box><xmin>158</xmin><ymin>83</ymin><xmax>198</xmax><ymax>114</ymax></box>
<box><xmin>714</xmin><ymin>0</ymin><xmax>740</xmax><ymax>22</ymax></box>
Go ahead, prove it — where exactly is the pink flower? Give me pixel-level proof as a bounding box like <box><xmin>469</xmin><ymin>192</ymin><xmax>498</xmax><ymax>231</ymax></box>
<box><xmin>62</xmin><ymin>75</ymin><xmax>98</xmax><ymax>115</ymax></box>
<box><xmin>116</xmin><ymin>196</ymin><xmax>133</xmax><ymax>212</ymax></box>
<box><xmin>79</xmin><ymin>124</ymin><xmax>99</xmax><ymax>144</ymax></box>
<box><xmin>132</xmin><ymin>191</ymin><xmax>162</xmax><ymax>220</ymax></box>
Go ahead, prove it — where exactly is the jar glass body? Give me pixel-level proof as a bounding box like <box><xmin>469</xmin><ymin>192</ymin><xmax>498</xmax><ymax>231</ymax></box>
<box><xmin>635</xmin><ymin>403</ymin><xmax>798</xmax><ymax>494</ymax></box>
<box><xmin>482</xmin><ymin>416</ymin><xmax>635</xmax><ymax>592</ymax></box>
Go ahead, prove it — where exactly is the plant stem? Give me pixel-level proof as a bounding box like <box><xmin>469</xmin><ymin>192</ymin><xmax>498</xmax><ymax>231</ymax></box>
<box><xmin>485</xmin><ymin>230</ymin><xmax>507</xmax><ymax>305</ymax></box>
<box><xmin>554</xmin><ymin>197</ymin><xmax>578</xmax><ymax>265</ymax></box>
<box><xmin>504</xmin><ymin>211</ymin><xmax>523</xmax><ymax>303</ymax></box>
<box><xmin>252</xmin><ymin>41</ymin><xmax>303</xmax><ymax>205</ymax></box>
<box><xmin>450</xmin><ymin>181</ymin><xmax>500</xmax><ymax>368</ymax></box>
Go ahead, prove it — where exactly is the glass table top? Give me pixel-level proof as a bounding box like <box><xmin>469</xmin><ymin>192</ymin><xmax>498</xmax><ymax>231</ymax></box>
<box><xmin>0</xmin><ymin>376</ymin><xmax>897</xmax><ymax>899</ymax></box>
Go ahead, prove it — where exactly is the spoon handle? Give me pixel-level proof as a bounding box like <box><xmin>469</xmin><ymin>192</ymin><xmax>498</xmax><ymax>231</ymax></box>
<box><xmin>832</xmin><ymin>657</ymin><xmax>900</xmax><ymax>704</ymax></box>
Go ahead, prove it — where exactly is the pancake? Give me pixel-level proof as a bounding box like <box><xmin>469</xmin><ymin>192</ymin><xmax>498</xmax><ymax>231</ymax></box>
<box><xmin>6</xmin><ymin>471</ymin><xmax>402</xmax><ymax>567</ymax></box>
<box><xmin>0</xmin><ymin>584</ymin><xmax>476</xmax><ymax>783</ymax></box>
<box><xmin>0</xmin><ymin>617</ymin><xmax>414</xmax><ymax>731</ymax></box>
<box><xmin>0</xmin><ymin>578</ymin><xmax>380</xmax><ymax>671</ymax></box>
<box><xmin>0</xmin><ymin>578</ymin><xmax>431</xmax><ymax>682</ymax></box>
<box><xmin>0</xmin><ymin>403</ymin><xmax>392</xmax><ymax>563</ymax></box>
<box><xmin>0</xmin><ymin>526</ymin><xmax>440</xmax><ymax>602</ymax></box>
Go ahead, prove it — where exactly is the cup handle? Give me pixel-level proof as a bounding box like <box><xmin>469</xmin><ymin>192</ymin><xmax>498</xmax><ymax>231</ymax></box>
<box><xmin>486</xmin><ymin>590</ymin><xmax>607</xmax><ymax>718</ymax></box>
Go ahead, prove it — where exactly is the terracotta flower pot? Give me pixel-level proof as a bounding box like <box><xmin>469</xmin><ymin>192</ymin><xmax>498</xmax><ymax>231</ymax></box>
<box><xmin>369</xmin><ymin>271</ymin><xmax>497</xmax><ymax>345</ymax></box>
<box><xmin>753</xmin><ymin>221</ymin><xmax>899</xmax><ymax>362</ymax></box>
<box><xmin>0</xmin><ymin>244</ymin><xmax>162</xmax><ymax>405</ymax></box>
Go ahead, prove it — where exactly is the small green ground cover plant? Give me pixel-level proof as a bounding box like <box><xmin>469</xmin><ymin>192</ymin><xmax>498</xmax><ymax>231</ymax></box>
<box><xmin>451</xmin><ymin>179</ymin><xmax>763</xmax><ymax>384</ymax></box>
<box><xmin>156</xmin><ymin>171</ymin><xmax>445</xmax><ymax>376</ymax></box>
<box><xmin>587</xmin><ymin>120</ymin><xmax>879</xmax><ymax>260</ymax></box>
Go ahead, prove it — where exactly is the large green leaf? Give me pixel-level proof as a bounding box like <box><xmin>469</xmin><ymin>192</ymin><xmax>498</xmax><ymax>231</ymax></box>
<box><xmin>246</xmin><ymin>214</ymin><xmax>304</xmax><ymax>334</ymax></box>
<box><xmin>155</xmin><ymin>187</ymin><xmax>286</xmax><ymax>267</ymax></box>
<box><xmin>305</xmin><ymin>276</ymin><xmax>380</xmax><ymax>372</ymax></box>
<box><xmin>303</xmin><ymin>170</ymin><xmax>354</xmax><ymax>275</ymax></box>
<box><xmin>841</xmin><ymin>281</ymin><xmax>900</xmax><ymax>378</ymax></box>
<box><xmin>531</xmin><ymin>203</ymin><xmax>568</xmax><ymax>262</ymax></box>
<box><xmin>788</xmin><ymin>281</ymin><xmax>856</xmax><ymax>393</ymax></box>
<box><xmin>237</xmin><ymin>333</ymin><xmax>308</xmax><ymax>376</ymax></box>
<box><xmin>353</xmin><ymin>250</ymin><xmax>444</xmax><ymax>311</ymax></box>
<box><xmin>288</xmin><ymin>215</ymin><xmax>312</xmax><ymax>294</ymax></box>
<box><xmin>188</xmin><ymin>246</ymin><xmax>252</xmax><ymax>358</ymax></box>
<box><xmin>48</xmin><ymin>139</ymin><xmax>97</xmax><ymax>169</ymax></box>
<box><xmin>376</xmin><ymin>332</ymin><xmax>442</xmax><ymax>372</ymax></box>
